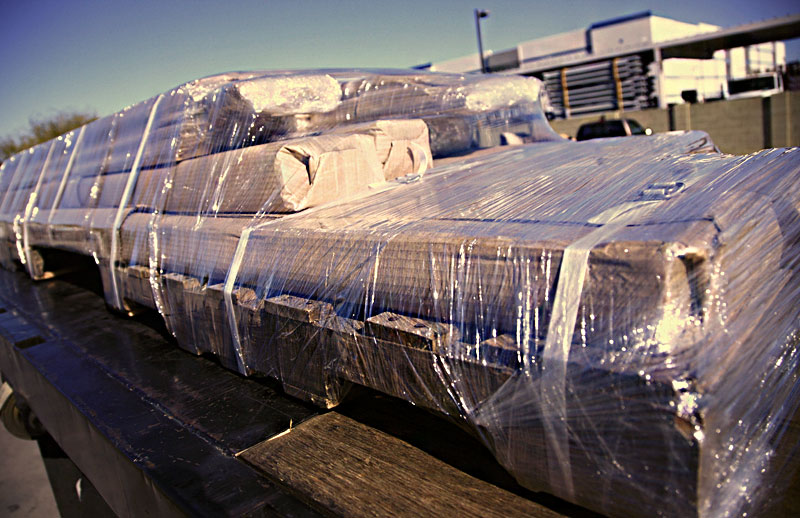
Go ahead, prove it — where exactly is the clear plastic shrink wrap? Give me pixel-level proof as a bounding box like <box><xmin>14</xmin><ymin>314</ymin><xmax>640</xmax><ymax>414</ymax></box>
<box><xmin>0</xmin><ymin>69</ymin><xmax>798</xmax><ymax>518</ymax></box>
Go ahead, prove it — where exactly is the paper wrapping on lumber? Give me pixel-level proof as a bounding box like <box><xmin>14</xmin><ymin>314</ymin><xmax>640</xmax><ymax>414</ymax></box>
<box><xmin>150</xmin><ymin>119</ymin><xmax>431</xmax><ymax>215</ymax></box>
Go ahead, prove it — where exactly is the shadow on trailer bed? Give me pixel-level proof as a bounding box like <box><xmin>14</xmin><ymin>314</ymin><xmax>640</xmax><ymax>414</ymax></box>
<box><xmin>0</xmin><ymin>265</ymin><xmax>610</xmax><ymax>517</ymax></box>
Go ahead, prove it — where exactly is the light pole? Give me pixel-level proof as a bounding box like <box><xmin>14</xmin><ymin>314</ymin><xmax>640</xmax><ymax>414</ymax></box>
<box><xmin>474</xmin><ymin>9</ymin><xmax>490</xmax><ymax>73</ymax></box>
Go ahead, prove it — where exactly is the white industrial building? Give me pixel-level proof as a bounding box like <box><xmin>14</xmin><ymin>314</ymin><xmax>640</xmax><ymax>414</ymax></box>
<box><xmin>419</xmin><ymin>11</ymin><xmax>794</xmax><ymax>117</ymax></box>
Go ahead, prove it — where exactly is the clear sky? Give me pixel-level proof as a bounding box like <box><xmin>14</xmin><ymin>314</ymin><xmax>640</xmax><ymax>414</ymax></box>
<box><xmin>1</xmin><ymin>0</ymin><xmax>798</xmax><ymax>139</ymax></box>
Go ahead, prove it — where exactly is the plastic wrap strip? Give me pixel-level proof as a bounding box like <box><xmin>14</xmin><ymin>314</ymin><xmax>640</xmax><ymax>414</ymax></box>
<box><xmin>21</xmin><ymin>142</ymin><xmax>57</xmax><ymax>264</ymax></box>
<box><xmin>223</xmin><ymin>224</ymin><xmax>255</xmax><ymax>373</ymax></box>
<box><xmin>542</xmin><ymin>217</ymin><xmax>638</xmax><ymax>501</ymax></box>
<box><xmin>46</xmin><ymin>126</ymin><xmax>86</xmax><ymax>241</ymax></box>
<box><xmin>406</xmin><ymin>141</ymin><xmax>429</xmax><ymax>178</ymax></box>
<box><xmin>17</xmin><ymin>141</ymin><xmax>56</xmax><ymax>269</ymax></box>
<box><xmin>109</xmin><ymin>95</ymin><xmax>164</xmax><ymax>310</ymax></box>
<box><xmin>541</xmin><ymin>173</ymin><xmax>707</xmax><ymax>501</ymax></box>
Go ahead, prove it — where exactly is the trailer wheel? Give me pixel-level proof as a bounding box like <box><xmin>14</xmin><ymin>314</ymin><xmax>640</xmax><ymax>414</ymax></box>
<box><xmin>0</xmin><ymin>391</ymin><xmax>45</xmax><ymax>440</ymax></box>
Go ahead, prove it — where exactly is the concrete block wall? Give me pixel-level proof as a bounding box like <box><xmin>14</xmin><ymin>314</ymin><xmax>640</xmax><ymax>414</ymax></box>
<box><xmin>768</xmin><ymin>91</ymin><xmax>800</xmax><ymax>150</ymax></box>
<box><xmin>550</xmin><ymin>91</ymin><xmax>800</xmax><ymax>155</ymax></box>
<box><xmin>684</xmin><ymin>97</ymin><xmax>765</xmax><ymax>155</ymax></box>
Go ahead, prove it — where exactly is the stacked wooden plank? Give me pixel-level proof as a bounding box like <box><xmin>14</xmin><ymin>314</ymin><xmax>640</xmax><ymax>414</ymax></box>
<box><xmin>543</xmin><ymin>56</ymin><xmax>650</xmax><ymax>117</ymax></box>
<box><xmin>1</xmin><ymin>70</ymin><xmax>799</xmax><ymax>518</ymax></box>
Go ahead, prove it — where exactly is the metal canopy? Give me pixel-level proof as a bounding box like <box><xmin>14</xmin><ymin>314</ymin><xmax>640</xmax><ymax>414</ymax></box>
<box><xmin>660</xmin><ymin>14</ymin><xmax>800</xmax><ymax>59</ymax></box>
<box><xmin>513</xmin><ymin>13</ymin><xmax>800</xmax><ymax>76</ymax></box>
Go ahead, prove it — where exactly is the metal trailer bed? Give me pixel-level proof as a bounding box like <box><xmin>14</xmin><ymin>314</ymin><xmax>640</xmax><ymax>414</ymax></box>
<box><xmin>0</xmin><ymin>266</ymin><xmax>594</xmax><ymax>518</ymax></box>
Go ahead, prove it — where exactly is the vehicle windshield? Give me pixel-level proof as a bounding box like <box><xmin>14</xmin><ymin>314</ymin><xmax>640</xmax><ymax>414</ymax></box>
<box><xmin>627</xmin><ymin>119</ymin><xmax>646</xmax><ymax>135</ymax></box>
<box><xmin>577</xmin><ymin>120</ymin><xmax>626</xmax><ymax>140</ymax></box>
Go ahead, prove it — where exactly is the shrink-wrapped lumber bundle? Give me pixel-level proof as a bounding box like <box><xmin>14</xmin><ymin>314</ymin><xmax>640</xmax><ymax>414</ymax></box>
<box><xmin>13</xmin><ymin>70</ymin><xmax>555</xmax><ymax>275</ymax></box>
<box><xmin>0</xmin><ymin>70</ymin><xmax>798</xmax><ymax>518</ymax></box>
<box><xmin>110</xmin><ymin>129</ymin><xmax>798</xmax><ymax>518</ymax></box>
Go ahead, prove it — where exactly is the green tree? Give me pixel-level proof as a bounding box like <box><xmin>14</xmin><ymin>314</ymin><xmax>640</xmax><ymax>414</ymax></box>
<box><xmin>1</xmin><ymin>111</ymin><xmax>97</xmax><ymax>163</ymax></box>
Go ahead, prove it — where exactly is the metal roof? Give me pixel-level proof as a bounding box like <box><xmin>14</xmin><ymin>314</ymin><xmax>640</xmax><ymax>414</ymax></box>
<box><xmin>510</xmin><ymin>13</ymin><xmax>800</xmax><ymax>76</ymax></box>
<box><xmin>660</xmin><ymin>13</ymin><xmax>800</xmax><ymax>59</ymax></box>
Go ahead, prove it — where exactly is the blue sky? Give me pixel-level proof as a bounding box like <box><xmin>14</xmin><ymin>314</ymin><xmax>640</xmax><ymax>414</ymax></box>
<box><xmin>1</xmin><ymin>0</ymin><xmax>797</xmax><ymax>138</ymax></box>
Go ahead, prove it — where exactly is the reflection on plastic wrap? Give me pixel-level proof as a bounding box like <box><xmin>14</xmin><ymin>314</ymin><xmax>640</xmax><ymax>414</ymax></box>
<box><xmin>0</xmin><ymin>69</ymin><xmax>798</xmax><ymax>518</ymax></box>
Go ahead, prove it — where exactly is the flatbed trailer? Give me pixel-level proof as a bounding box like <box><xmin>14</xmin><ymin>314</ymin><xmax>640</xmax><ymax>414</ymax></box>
<box><xmin>0</xmin><ymin>265</ymin><xmax>600</xmax><ymax>518</ymax></box>
<box><xmin>2</xmin><ymin>69</ymin><xmax>800</xmax><ymax>517</ymax></box>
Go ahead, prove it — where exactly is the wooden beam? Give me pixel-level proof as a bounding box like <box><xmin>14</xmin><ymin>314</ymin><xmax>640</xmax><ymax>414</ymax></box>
<box><xmin>239</xmin><ymin>411</ymin><xmax>565</xmax><ymax>518</ymax></box>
